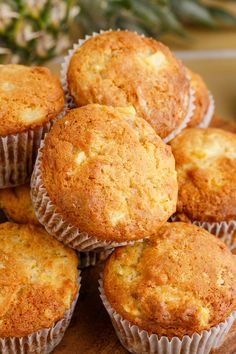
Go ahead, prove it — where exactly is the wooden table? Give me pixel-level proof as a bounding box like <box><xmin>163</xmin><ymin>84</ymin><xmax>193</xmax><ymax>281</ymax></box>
<box><xmin>54</xmin><ymin>117</ymin><xmax>236</xmax><ymax>354</ymax></box>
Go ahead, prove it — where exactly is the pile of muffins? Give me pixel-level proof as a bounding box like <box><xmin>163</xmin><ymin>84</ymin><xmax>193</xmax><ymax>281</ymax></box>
<box><xmin>0</xmin><ymin>30</ymin><xmax>236</xmax><ymax>354</ymax></box>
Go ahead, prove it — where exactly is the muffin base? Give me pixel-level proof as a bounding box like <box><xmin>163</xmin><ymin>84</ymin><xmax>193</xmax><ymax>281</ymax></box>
<box><xmin>31</xmin><ymin>142</ymin><xmax>135</xmax><ymax>251</ymax></box>
<box><xmin>0</xmin><ymin>275</ymin><xmax>81</xmax><ymax>354</ymax></box>
<box><xmin>61</xmin><ymin>30</ymin><xmax>195</xmax><ymax>144</ymax></box>
<box><xmin>171</xmin><ymin>216</ymin><xmax>236</xmax><ymax>251</ymax></box>
<box><xmin>78</xmin><ymin>249</ymin><xmax>113</xmax><ymax>268</ymax></box>
<box><xmin>99</xmin><ymin>277</ymin><xmax>236</xmax><ymax>354</ymax></box>
<box><xmin>197</xmin><ymin>91</ymin><xmax>215</xmax><ymax>128</ymax></box>
<box><xmin>0</xmin><ymin>114</ymin><xmax>64</xmax><ymax>189</ymax></box>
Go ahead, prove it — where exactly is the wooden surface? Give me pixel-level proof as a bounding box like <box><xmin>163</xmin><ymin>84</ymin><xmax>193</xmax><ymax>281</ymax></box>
<box><xmin>53</xmin><ymin>117</ymin><xmax>236</xmax><ymax>353</ymax></box>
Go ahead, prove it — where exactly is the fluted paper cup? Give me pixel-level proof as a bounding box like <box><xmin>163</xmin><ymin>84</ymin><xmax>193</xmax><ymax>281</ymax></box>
<box><xmin>0</xmin><ymin>275</ymin><xmax>81</xmax><ymax>354</ymax></box>
<box><xmin>0</xmin><ymin>108</ymin><xmax>65</xmax><ymax>190</ymax></box>
<box><xmin>197</xmin><ymin>91</ymin><xmax>215</xmax><ymax>128</ymax></box>
<box><xmin>31</xmin><ymin>141</ymin><xmax>135</xmax><ymax>251</ymax></box>
<box><xmin>99</xmin><ymin>277</ymin><xmax>236</xmax><ymax>354</ymax></box>
<box><xmin>78</xmin><ymin>249</ymin><xmax>113</xmax><ymax>268</ymax></box>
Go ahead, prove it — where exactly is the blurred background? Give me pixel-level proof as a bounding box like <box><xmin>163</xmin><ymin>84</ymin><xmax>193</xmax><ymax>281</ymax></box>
<box><xmin>0</xmin><ymin>0</ymin><xmax>236</xmax><ymax>121</ymax></box>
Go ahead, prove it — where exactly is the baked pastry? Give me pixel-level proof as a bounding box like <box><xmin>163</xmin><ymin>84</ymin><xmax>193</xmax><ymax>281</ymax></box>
<box><xmin>65</xmin><ymin>30</ymin><xmax>192</xmax><ymax>141</ymax></box>
<box><xmin>187</xmin><ymin>69</ymin><xmax>213</xmax><ymax>128</ymax></box>
<box><xmin>0</xmin><ymin>64</ymin><xmax>64</xmax><ymax>188</ymax></box>
<box><xmin>31</xmin><ymin>104</ymin><xmax>177</xmax><ymax>250</ymax></box>
<box><xmin>0</xmin><ymin>184</ymin><xmax>39</xmax><ymax>225</ymax></box>
<box><xmin>0</xmin><ymin>222</ymin><xmax>79</xmax><ymax>352</ymax></box>
<box><xmin>170</xmin><ymin>128</ymin><xmax>236</xmax><ymax>249</ymax></box>
<box><xmin>0</xmin><ymin>184</ymin><xmax>110</xmax><ymax>267</ymax></box>
<box><xmin>101</xmin><ymin>222</ymin><xmax>236</xmax><ymax>352</ymax></box>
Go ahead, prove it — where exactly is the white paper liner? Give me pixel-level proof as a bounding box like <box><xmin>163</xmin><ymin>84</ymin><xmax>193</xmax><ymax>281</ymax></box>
<box><xmin>0</xmin><ymin>109</ymin><xmax>65</xmax><ymax>190</ymax></box>
<box><xmin>197</xmin><ymin>91</ymin><xmax>215</xmax><ymax>128</ymax></box>
<box><xmin>171</xmin><ymin>215</ymin><xmax>236</xmax><ymax>251</ymax></box>
<box><xmin>61</xmin><ymin>30</ymin><xmax>196</xmax><ymax>144</ymax></box>
<box><xmin>163</xmin><ymin>87</ymin><xmax>195</xmax><ymax>143</ymax></box>
<box><xmin>99</xmin><ymin>277</ymin><xmax>236</xmax><ymax>354</ymax></box>
<box><xmin>31</xmin><ymin>141</ymin><xmax>135</xmax><ymax>251</ymax></box>
<box><xmin>78</xmin><ymin>249</ymin><xmax>113</xmax><ymax>268</ymax></box>
<box><xmin>0</xmin><ymin>275</ymin><xmax>81</xmax><ymax>354</ymax></box>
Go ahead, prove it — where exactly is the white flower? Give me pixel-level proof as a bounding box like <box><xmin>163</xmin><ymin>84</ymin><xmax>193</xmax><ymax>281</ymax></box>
<box><xmin>36</xmin><ymin>32</ymin><xmax>56</xmax><ymax>57</ymax></box>
<box><xmin>54</xmin><ymin>34</ymin><xmax>70</xmax><ymax>54</ymax></box>
<box><xmin>50</xmin><ymin>0</ymin><xmax>67</xmax><ymax>27</ymax></box>
<box><xmin>21</xmin><ymin>0</ymin><xmax>47</xmax><ymax>17</ymax></box>
<box><xmin>0</xmin><ymin>4</ymin><xmax>18</xmax><ymax>31</ymax></box>
<box><xmin>15</xmin><ymin>21</ymin><xmax>41</xmax><ymax>47</ymax></box>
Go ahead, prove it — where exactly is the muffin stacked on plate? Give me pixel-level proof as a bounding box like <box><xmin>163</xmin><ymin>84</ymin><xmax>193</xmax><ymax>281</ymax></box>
<box><xmin>0</xmin><ymin>29</ymin><xmax>235</xmax><ymax>354</ymax></box>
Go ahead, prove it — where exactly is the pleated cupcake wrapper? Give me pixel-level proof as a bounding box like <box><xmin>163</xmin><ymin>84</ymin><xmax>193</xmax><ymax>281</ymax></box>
<box><xmin>171</xmin><ymin>215</ymin><xmax>236</xmax><ymax>251</ymax></box>
<box><xmin>197</xmin><ymin>91</ymin><xmax>215</xmax><ymax>128</ymax></box>
<box><xmin>163</xmin><ymin>87</ymin><xmax>195</xmax><ymax>143</ymax></box>
<box><xmin>61</xmin><ymin>29</ymin><xmax>196</xmax><ymax>143</ymax></box>
<box><xmin>31</xmin><ymin>141</ymin><xmax>135</xmax><ymax>251</ymax></box>
<box><xmin>78</xmin><ymin>249</ymin><xmax>113</xmax><ymax>268</ymax></box>
<box><xmin>99</xmin><ymin>277</ymin><xmax>236</xmax><ymax>354</ymax></box>
<box><xmin>0</xmin><ymin>109</ymin><xmax>65</xmax><ymax>189</ymax></box>
<box><xmin>0</xmin><ymin>275</ymin><xmax>81</xmax><ymax>354</ymax></box>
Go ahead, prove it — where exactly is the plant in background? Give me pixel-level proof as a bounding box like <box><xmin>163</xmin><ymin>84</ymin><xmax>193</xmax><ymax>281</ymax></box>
<box><xmin>78</xmin><ymin>0</ymin><xmax>236</xmax><ymax>37</ymax></box>
<box><xmin>0</xmin><ymin>0</ymin><xmax>79</xmax><ymax>64</ymax></box>
<box><xmin>0</xmin><ymin>0</ymin><xmax>236</xmax><ymax>64</ymax></box>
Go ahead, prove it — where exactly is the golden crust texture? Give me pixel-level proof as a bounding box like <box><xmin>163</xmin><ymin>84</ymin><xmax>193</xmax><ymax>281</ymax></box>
<box><xmin>187</xmin><ymin>69</ymin><xmax>210</xmax><ymax>128</ymax></box>
<box><xmin>67</xmin><ymin>30</ymin><xmax>190</xmax><ymax>139</ymax></box>
<box><xmin>0</xmin><ymin>222</ymin><xmax>79</xmax><ymax>337</ymax></box>
<box><xmin>103</xmin><ymin>222</ymin><xmax>236</xmax><ymax>338</ymax></box>
<box><xmin>41</xmin><ymin>104</ymin><xmax>177</xmax><ymax>242</ymax></box>
<box><xmin>170</xmin><ymin>128</ymin><xmax>236</xmax><ymax>222</ymax></box>
<box><xmin>0</xmin><ymin>184</ymin><xmax>40</xmax><ymax>225</ymax></box>
<box><xmin>0</xmin><ymin>64</ymin><xmax>65</xmax><ymax>136</ymax></box>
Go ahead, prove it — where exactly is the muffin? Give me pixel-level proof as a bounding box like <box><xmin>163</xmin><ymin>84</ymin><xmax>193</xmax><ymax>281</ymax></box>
<box><xmin>0</xmin><ymin>183</ymin><xmax>39</xmax><ymax>225</ymax></box>
<box><xmin>0</xmin><ymin>222</ymin><xmax>79</xmax><ymax>353</ymax></box>
<box><xmin>100</xmin><ymin>222</ymin><xmax>236</xmax><ymax>353</ymax></box>
<box><xmin>31</xmin><ymin>104</ymin><xmax>177</xmax><ymax>251</ymax></box>
<box><xmin>187</xmin><ymin>69</ymin><xmax>214</xmax><ymax>128</ymax></box>
<box><xmin>63</xmin><ymin>30</ymin><xmax>194</xmax><ymax>142</ymax></box>
<box><xmin>0</xmin><ymin>64</ymin><xmax>64</xmax><ymax>188</ymax></box>
<box><xmin>170</xmin><ymin>128</ymin><xmax>236</xmax><ymax>249</ymax></box>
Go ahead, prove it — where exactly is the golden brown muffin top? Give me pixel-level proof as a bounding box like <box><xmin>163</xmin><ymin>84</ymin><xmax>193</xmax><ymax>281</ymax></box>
<box><xmin>41</xmin><ymin>104</ymin><xmax>177</xmax><ymax>242</ymax></box>
<box><xmin>104</xmin><ymin>222</ymin><xmax>236</xmax><ymax>338</ymax></box>
<box><xmin>170</xmin><ymin>128</ymin><xmax>236</xmax><ymax>222</ymax></box>
<box><xmin>0</xmin><ymin>184</ymin><xmax>40</xmax><ymax>225</ymax></box>
<box><xmin>0</xmin><ymin>222</ymin><xmax>79</xmax><ymax>337</ymax></box>
<box><xmin>187</xmin><ymin>69</ymin><xmax>210</xmax><ymax>128</ymax></box>
<box><xmin>67</xmin><ymin>30</ymin><xmax>190</xmax><ymax>139</ymax></box>
<box><xmin>0</xmin><ymin>64</ymin><xmax>64</xmax><ymax>136</ymax></box>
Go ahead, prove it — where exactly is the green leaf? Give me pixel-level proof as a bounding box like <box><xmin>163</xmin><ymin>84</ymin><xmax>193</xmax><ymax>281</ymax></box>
<box><xmin>207</xmin><ymin>6</ymin><xmax>236</xmax><ymax>26</ymax></box>
<box><xmin>171</xmin><ymin>0</ymin><xmax>217</xmax><ymax>27</ymax></box>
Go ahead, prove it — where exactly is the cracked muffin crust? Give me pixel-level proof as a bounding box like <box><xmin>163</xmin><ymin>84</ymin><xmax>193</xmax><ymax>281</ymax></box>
<box><xmin>67</xmin><ymin>30</ymin><xmax>190</xmax><ymax>139</ymax></box>
<box><xmin>170</xmin><ymin>128</ymin><xmax>236</xmax><ymax>222</ymax></box>
<box><xmin>187</xmin><ymin>69</ymin><xmax>210</xmax><ymax>128</ymax></box>
<box><xmin>103</xmin><ymin>222</ymin><xmax>236</xmax><ymax>338</ymax></box>
<box><xmin>40</xmin><ymin>104</ymin><xmax>177</xmax><ymax>242</ymax></box>
<box><xmin>0</xmin><ymin>64</ymin><xmax>64</xmax><ymax>136</ymax></box>
<box><xmin>0</xmin><ymin>222</ymin><xmax>79</xmax><ymax>337</ymax></box>
<box><xmin>0</xmin><ymin>184</ymin><xmax>39</xmax><ymax>225</ymax></box>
